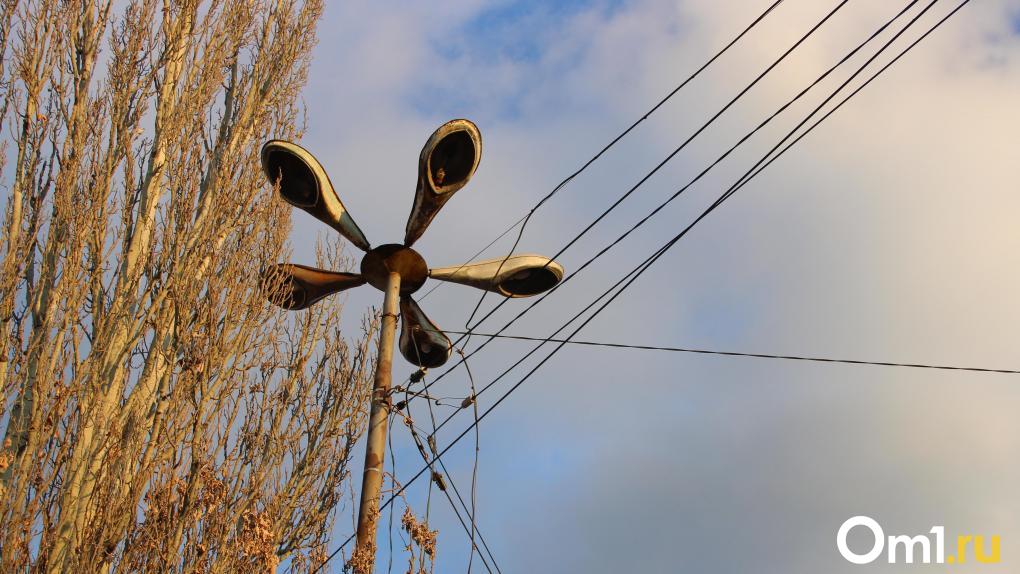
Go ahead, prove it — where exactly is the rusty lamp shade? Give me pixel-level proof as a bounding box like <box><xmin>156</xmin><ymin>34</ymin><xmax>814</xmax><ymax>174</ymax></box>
<box><xmin>403</xmin><ymin>119</ymin><xmax>482</xmax><ymax>246</ymax></box>
<box><xmin>398</xmin><ymin>296</ymin><xmax>453</xmax><ymax>368</ymax></box>
<box><xmin>261</xmin><ymin>140</ymin><xmax>371</xmax><ymax>252</ymax></box>
<box><xmin>429</xmin><ymin>254</ymin><xmax>564</xmax><ymax>298</ymax></box>
<box><xmin>262</xmin><ymin>263</ymin><xmax>366</xmax><ymax>311</ymax></box>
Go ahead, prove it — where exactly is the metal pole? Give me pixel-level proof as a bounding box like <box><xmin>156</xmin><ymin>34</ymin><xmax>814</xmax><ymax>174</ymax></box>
<box><xmin>355</xmin><ymin>270</ymin><xmax>401</xmax><ymax>568</ymax></box>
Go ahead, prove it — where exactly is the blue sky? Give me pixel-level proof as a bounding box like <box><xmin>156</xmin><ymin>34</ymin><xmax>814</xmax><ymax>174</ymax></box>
<box><xmin>291</xmin><ymin>0</ymin><xmax>1020</xmax><ymax>571</ymax></box>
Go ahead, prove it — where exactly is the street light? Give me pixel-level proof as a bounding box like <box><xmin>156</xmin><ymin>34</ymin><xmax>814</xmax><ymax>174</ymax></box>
<box><xmin>260</xmin><ymin>119</ymin><xmax>564</xmax><ymax>571</ymax></box>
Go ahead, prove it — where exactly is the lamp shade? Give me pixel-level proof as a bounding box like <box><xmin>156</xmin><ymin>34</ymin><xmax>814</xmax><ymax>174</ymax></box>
<box><xmin>262</xmin><ymin>263</ymin><xmax>366</xmax><ymax>310</ymax></box>
<box><xmin>398</xmin><ymin>296</ymin><xmax>453</xmax><ymax>368</ymax></box>
<box><xmin>403</xmin><ymin>119</ymin><xmax>482</xmax><ymax>246</ymax></box>
<box><xmin>429</xmin><ymin>254</ymin><xmax>564</xmax><ymax>298</ymax></box>
<box><xmin>262</xmin><ymin>140</ymin><xmax>371</xmax><ymax>251</ymax></box>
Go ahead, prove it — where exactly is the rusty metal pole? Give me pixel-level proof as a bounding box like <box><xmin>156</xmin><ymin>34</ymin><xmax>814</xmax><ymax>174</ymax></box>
<box><xmin>355</xmin><ymin>270</ymin><xmax>401</xmax><ymax>568</ymax></box>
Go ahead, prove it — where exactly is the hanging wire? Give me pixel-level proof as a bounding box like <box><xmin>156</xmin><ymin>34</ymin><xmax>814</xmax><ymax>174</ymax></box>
<box><xmin>387</xmin><ymin>413</ymin><xmax>397</xmax><ymax>574</ymax></box>
<box><xmin>396</xmin><ymin>402</ymin><xmax>499</xmax><ymax>574</ymax></box>
<box><xmin>451</xmin><ymin>349</ymin><xmax>482</xmax><ymax>574</ymax></box>
<box><xmin>407</xmin><ymin>330</ymin><xmax>502</xmax><ymax>573</ymax></box>
<box><xmin>439</xmin><ymin>331</ymin><xmax>1020</xmax><ymax>375</ymax></box>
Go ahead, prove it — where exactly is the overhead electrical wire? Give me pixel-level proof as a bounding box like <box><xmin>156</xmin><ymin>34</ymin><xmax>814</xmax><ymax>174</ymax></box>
<box><xmin>384</xmin><ymin>405</ymin><xmax>500</xmax><ymax>574</ymax></box>
<box><xmin>391</xmin><ymin>0</ymin><xmax>807</xmax><ymax>447</ymax></box>
<box><xmin>404</xmin><ymin>334</ymin><xmax>503</xmax><ymax>573</ymax></box>
<box><xmin>316</xmin><ymin>1</ymin><xmax>971</xmax><ymax>570</ymax></box>
<box><xmin>439</xmin><ymin>331</ymin><xmax>1020</xmax><ymax>375</ymax></box>
<box><xmin>420</xmin><ymin>0</ymin><xmax>873</xmax><ymax>409</ymax></box>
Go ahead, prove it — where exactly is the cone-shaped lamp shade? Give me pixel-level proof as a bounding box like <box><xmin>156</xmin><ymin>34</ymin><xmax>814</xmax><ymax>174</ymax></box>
<box><xmin>403</xmin><ymin>119</ymin><xmax>481</xmax><ymax>246</ymax></box>
<box><xmin>429</xmin><ymin>254</ymin><xmax>564</xmax><ymax>298</ymax></box>
<box><xmin>399</xmin><ymin>296</ymin><xmax>452</xmax><ymax>368</ymax></box>
<box><xmin>261</xmin><ymin>140</ymin><xmax>371</xmax><ymax>252</ymax></box>
<box><xmin>262</xmin><ymin>263</ymin><xmax>366</xmax><ymax>310</ymax></box>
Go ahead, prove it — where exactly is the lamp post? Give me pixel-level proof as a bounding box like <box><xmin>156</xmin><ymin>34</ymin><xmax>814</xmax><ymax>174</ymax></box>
<box><xmin>260</xmin><ymin>119</ymin><xmax>564</xmax><ymax>571</ymax></box>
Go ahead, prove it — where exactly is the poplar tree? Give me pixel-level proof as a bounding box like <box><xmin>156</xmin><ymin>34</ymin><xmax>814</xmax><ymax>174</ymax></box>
<box><xmin>0</xmin><ymin>2</ymin><xmax>372</xmax><ymax>572</ymax></box>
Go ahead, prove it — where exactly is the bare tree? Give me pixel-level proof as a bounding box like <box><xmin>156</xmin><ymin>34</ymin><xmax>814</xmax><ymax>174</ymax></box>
<box><xmin>0</xmin><ymin>1</ymin><xmax>374</xmax><ymax>572</ymax></box>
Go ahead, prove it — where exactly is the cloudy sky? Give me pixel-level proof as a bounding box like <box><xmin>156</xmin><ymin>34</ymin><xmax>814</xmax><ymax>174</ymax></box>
<box><xmin>289</xmin><ymin>0</ymin><xmax>1020</xmax><ymax>571</ymax></box>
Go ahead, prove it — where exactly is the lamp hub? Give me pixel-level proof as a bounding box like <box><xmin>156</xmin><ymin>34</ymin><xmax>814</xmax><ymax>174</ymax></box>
<box><xmin>360</xmin><ymin>244</ymin><xmax>428</xmax><ymax>294</ymax></box>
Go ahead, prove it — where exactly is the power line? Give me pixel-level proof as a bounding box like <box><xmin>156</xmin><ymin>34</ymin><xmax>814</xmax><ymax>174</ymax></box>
<box><xmin>405</xmin><ymin>335</ymin><xmax>503</xmax><ymax>573</ymax></box>
<box><xmin>377</xmin><ymin>405</ymin><xmax>501</xmax><ymax>574</ymax></box>
<box><xmin>480</xmin><ymin>0</ymin><xmax>959</xmax><ymax>410</ymax></box>
<box><xmin>440</xmin><ymin>331</ymin><xmax>1020</xmax><ymax>375</ymax></box>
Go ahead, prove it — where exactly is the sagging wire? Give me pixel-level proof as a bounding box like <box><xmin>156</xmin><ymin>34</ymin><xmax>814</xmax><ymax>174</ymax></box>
<box><xmin>456</xmin><ymin>348</ymin><xmax>482</xmax><ymax>574</ymax></box>
<box><xmin>387</xmin><ymin>412</ymin><xmax>397</xmax><ymax>574</ymax></box>
<box><xmin>437</xmin><ymin>331</ymin><xmax>1020</xmax><ymax>376</ymax></box>
<box><xmin>402</xmin><ymin>332</ymin><xmax>501</xmax><ymax>573</ymax></box>
<box><xmin>395</xmin><ymin>397</ymin><xmax>498</xmax><ymax>574</ymax></box>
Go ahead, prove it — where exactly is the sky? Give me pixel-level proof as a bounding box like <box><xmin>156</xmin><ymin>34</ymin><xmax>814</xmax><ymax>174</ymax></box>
<box><xmin>289</xmin><ymin>0</ymin><xmax>1020</xmax><ymax>572</ymax></box>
